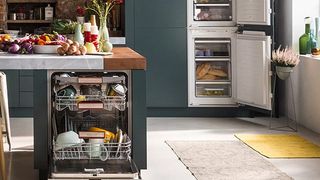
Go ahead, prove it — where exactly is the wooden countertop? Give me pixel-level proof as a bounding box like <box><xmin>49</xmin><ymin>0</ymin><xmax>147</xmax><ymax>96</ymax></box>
<box><xmin>104</xmin><ymin>47</ymin><xmax>147</xmax><ymax>70</ymax></box>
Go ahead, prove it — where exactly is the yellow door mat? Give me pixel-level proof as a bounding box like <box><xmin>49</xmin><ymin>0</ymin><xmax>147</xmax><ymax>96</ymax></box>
<box><xmin>235</xmin><ymin>134</ymin><xmax>320</xmax><ymax>158</ymax></box>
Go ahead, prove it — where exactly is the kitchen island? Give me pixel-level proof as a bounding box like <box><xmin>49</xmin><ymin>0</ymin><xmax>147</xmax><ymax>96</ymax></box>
<box><xmin>0</xmin><ymin>47</ymin><xmax>147</xmax><ymax>180</ymax></box>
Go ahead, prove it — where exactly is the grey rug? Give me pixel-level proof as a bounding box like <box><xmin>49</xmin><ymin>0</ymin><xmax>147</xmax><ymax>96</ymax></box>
<box><xmin>166</xmin><ymin>141</ymin><xmax>292</xmax><ymax>180</ymax></box>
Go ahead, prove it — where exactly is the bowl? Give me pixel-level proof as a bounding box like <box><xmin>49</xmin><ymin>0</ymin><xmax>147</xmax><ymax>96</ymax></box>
<box><xmin>55</xmin><ymin>131</ymin><xmax>84</xmax><ymax>150</ymax></box>
<box><xmin>4</xmin><ymin>30</ymin><xmax>19</xmax><ymax>38</ymax></box>
<box><xmin>33</xmin><ymin>45</ymin><xmax>61</xmax><ymax>54</ymax></box>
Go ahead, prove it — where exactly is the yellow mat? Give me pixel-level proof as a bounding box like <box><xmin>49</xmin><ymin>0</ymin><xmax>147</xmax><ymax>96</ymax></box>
<box><xmin>235</xmin><ymin>134</ymin><xmax>320</xmax><ymax>158</ymax></box>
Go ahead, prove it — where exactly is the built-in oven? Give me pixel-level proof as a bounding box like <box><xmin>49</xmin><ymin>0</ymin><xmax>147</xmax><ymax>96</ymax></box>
<box><xmin>188</xmin><ymin>0</ymin><xmax>236</xmax><ymax>27</ymax></box>
<box><xmin>48</xmin><ymin>71</ymin><xmax>140</xmax><ymax>179</ymax></box>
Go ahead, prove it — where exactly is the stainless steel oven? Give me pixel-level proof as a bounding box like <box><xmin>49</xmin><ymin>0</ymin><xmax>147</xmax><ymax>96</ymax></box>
<box><xmin>48</xmin><ymin>71</ymin><xmax>140</xmax><ymax>179</ymax></box>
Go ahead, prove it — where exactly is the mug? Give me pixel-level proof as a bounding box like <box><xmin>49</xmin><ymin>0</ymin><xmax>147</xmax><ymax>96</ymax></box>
<box><xmin>87</xmin><ymin>138</ymin><xmax>109</xmax><ymax>161</ymax></box>
<box><xmin>57</xmin><ymin>85</ymin><xmax>76</xmax><ymax>97</ymax></box>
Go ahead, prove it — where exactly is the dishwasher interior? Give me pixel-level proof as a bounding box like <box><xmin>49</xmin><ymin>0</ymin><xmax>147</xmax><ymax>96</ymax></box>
<box><xmin>49</xmin><ymin>71</ymin><xmax>139</xmax><ymax>179</ymax></box>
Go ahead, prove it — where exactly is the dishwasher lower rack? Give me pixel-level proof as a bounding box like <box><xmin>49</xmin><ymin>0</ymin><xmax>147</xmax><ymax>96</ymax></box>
<box><xmin>55</xmin><ymin>95</ymin><xmax>126</xmax><ymax>111</ymax></box>
<box><xmin>53</xmin><ymin>137</ymin><xmax>131</xmax><ymax>161</ymax></box>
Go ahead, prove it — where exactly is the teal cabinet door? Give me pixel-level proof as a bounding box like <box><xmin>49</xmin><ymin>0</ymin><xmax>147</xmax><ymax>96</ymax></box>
<box><xmin>2</xmin><ymin>70</ymin><xmax>19</xmax><ymax>107</ymax></box>
<box><xmin>135</xmin><ymin>27</ymin><xmax>187</xmax><ymax>107</ymax></box>
<box><xmin>134</xmin><ymin>0</ymin><xmax>187</xmax><ymax>28</ymax></box>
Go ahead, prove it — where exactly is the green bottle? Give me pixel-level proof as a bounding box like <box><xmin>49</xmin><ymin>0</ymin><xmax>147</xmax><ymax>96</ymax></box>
<box><xmin>299</xmin><ymin>17</ymin><xmax>312</xmax><ymax>55</ymax></box>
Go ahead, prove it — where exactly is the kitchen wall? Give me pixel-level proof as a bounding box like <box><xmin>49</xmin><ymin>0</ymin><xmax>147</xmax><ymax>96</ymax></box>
<box><xmin>279</xmin><ymin>0</ymin><xmax>320</xmax><ymax>133</ymax></box>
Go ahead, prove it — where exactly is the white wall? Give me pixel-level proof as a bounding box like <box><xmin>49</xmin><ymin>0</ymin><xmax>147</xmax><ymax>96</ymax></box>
<box><xmin>292</xmin><ymin>0</ymin><xmax>320</xmax><ymax>51</ymax></box>
<box><xmin>278</xmin><ymin>0</ymin><xmax>320</xmax><ymax>133</ymax></box>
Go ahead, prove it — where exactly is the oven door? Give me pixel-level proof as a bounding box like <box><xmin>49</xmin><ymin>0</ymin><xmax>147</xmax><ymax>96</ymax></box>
<box><xmin>188</xmin><ymin>0</ymin><xmax>236</xmax><ymax>27</ymax></box>
<box><xmin>50</xmin><ymin>159</ymin><xmax>139</xmax><ymax>179</ymax></box>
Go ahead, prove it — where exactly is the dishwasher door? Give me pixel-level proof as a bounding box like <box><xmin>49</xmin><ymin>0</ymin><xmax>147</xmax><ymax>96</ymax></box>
<box><xmin>50</xmin><ymin>159</ymin><xmax>139</xmax><ymax>179</ymax></box>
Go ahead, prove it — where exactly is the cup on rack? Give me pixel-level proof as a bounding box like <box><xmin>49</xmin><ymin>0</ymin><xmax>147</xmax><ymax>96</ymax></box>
<box><xmin>87</xmin><ymin>138</ymin><xmax>109</xmax><ymax>161</ymax></box>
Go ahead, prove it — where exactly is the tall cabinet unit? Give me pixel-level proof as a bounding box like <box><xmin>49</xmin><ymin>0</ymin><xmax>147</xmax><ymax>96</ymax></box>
<box><xmin>134</xmin><ymin>0</ymin><xmax>188</xmax><ymax>108</ymax></box>
<box><xmin>188</xmin><ymin>0</ymin><xmax>274</xmax><ymax>111</ymax></box>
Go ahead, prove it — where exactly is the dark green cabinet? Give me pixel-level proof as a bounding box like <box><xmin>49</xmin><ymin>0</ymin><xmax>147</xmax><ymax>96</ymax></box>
<box><xmin>4</xmin><ymin>70</ymin><xmax>20</xmax><ymax>107</ymax></box>
<box><xmin>2</xmin><ymin>70</ymin><xmax>34</xmax><ymax>116</ymax></box>
<box><xmin>133</xmin><ymin>0</ymin><xmax>188</xmax><ymax>108</ymax></box>
<box><xmin>135</xmin><ymin>27</ymin><xmax>187</xmax><ymax>107</ymax></box>
<box><xmin>134</xmin><ymin>0</ymin><xmax>187</xmax><ymax>28</ymax></box>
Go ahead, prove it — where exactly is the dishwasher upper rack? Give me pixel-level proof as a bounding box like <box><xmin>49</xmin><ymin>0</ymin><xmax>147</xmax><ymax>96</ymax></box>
<box><xmin>55</xmin><ymin>95</ymin><xmax>126</xmax><ymax>111</ymax></box>
<box><xmin>53</xmin><ymin>137</ymin><xmax>132</xmax><ymax>161</ymax></box>
<box><xmin>54</xmin><ymin>75</ymin><xmax>126</xmax><ymax>86</ymax></box>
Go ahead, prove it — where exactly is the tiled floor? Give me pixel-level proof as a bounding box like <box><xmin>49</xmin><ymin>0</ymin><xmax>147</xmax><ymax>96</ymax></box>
<box><xmin>3</xmin><ymin>117</ymin><xmax>320</xmax><ymax>180</ymax></box>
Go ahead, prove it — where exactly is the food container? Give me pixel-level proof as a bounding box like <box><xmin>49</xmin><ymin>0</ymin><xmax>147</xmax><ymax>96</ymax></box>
<box><xmin>4</xmin><ymin>30</ymin><xmax>19</xmax><ymax>37</ymax></box>
<box><xmin>33</xmin><ymin>45</ymin><xmax>61</xmax><ymax>54</ymax></box>
<box><xmin>9</xmin><ymin>13</ymin><xmax>16</xmax><ymax>20</ymax></box>
<box><xmin>107</xmin><ymin>84</ymin><xmax>127</xmax><ymax>96</ymax></box>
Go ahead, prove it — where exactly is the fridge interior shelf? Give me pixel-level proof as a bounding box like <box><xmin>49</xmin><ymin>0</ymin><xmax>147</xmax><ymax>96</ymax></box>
<box><xmin>196</xmin><ymin>81</ymin><xmax>231</xmax><ymax>85</ymax></box>
<box><xmin>53</xmin><ymin>137</ymin><xmax>131</xmax><ymax>161</ymax></box>
<box><xmin>55</xmin><ymin>95</ymin><xmax>126</xmax><ymax>111</ymax></box>
<box><xmin>195</xmin><ymin>4</ymin><xmax>230</xmax><ymax>7</ymax></box>
<box><xmin>195</xmin><ymin>58</ymin><xmax>230</xmax><ymax>62</ymax></box>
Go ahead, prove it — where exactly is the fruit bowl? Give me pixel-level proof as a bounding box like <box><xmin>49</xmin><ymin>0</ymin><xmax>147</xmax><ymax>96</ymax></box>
<box><xmin>33</xmin><ymin>45</ymin><xmax>61</xmax><ymax>54</ymax></box>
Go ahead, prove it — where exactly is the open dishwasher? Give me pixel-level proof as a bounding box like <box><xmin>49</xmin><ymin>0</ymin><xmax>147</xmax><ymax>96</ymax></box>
<box><xmin>49</xmin><ymin>71</ymin><xmax>139</xmax><ymax>179</ymax></box>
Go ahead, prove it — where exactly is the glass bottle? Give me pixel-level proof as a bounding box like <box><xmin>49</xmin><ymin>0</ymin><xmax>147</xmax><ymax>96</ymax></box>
<box><xmin>316</xmin><ymin>17</ymin><xmax>320</xmax><ymax>48</ymax></box>
<box><xmin>74</xmin><ymin>23</ymin><xmax>84</xmax><ymax>45</ymax></box>
<box><xmin>299</xmin><ymin>17</ymin><xmax>312</xmax><ymax>55</ymax></box>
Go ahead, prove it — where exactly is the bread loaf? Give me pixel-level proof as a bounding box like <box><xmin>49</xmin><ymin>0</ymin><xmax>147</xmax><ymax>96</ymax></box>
<box><xmin>207</xmin><ymin>69</ymin><xmax>227</xmax><ymax>77</ymax></box>
<box><xmin>196</xmin><ymin>63</ymin><xmax>211</xmax><ymax>79</ymax></box>
<box><xmin>199</xmin><ymin>74</ymin><xmax>217</xmax><ymax>80</ymax></box>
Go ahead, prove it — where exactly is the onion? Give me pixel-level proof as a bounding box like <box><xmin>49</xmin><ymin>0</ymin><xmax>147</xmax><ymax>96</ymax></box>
<box><xmin>8</xmin><ymin>44</ymin><xmax>20</xmax><ymax>54</ymax></box>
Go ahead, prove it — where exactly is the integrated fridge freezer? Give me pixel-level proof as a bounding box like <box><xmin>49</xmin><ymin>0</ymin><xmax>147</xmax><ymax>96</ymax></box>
<box><xmin>188</xmin><ymin>0</ymin><xmax>275</xmax><ymax>111</ymax></box>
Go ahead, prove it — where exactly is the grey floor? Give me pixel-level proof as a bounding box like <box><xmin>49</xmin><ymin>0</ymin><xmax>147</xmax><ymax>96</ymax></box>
<box><xmin>4</xmin><ymin>117</ymin><xmax>320</xmax><ymax>180</ymax></box>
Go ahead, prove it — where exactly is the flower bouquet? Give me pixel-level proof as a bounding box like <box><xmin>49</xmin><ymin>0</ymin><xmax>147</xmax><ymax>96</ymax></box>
<box><xmin>271</xmin><ymin>46</ymin><xmax>300</xmax><ymax>80</ymax></box>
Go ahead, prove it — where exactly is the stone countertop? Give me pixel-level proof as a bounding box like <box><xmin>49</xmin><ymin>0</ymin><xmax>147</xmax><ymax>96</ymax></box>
<box><xmin>0</xmin><ymin>47</ymin><xmax>146</xmax><ymax>70</ymax></box>
<box><xmin>0</xmin><ymin>53</ymin><xmax>103</xmax><ymax>70</ymax></box>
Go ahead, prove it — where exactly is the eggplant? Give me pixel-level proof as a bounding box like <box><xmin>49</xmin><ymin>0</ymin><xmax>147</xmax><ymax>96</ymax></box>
<box><xmin>8</xmin><ymin>44</ymin><xmax>20</xmax><ymax>54</ymax></box>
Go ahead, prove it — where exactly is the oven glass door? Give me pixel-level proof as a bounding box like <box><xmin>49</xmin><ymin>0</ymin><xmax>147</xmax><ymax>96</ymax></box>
<box><xmin>193</xmin><ymin>0</ymin><xmax>233</xmax><ymax>22</ymax></box>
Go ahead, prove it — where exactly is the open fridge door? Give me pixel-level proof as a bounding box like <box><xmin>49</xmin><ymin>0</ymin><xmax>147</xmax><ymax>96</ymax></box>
<box><xmin>236</xmin><ymin>0</ymin><xmax>271</xmax><ymax>26</ymax></box>
<box><xmin>234</xmin><ymin>33</ymin><xmax>272</xmax><ymax>110</ymax></box>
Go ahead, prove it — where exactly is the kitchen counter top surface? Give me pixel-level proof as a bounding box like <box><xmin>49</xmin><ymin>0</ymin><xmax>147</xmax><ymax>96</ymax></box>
<box><xmin>0</xmin><ymin>47</ymin><xmax>146</xmax><ymax>70</ymax></box>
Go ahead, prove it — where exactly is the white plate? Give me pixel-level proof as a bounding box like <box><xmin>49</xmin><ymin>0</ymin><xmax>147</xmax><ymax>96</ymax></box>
<box><xmin>33</xmin><ymin>45</ymin><xmax>61</xmax><ymax>54</ymax></box>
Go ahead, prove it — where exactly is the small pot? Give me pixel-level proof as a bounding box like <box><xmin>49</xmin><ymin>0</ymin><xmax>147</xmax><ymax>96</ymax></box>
<box><xmin>276</xmin><ymin>66</ymin><xmax>293</xmax><ymax>80</ymax></box>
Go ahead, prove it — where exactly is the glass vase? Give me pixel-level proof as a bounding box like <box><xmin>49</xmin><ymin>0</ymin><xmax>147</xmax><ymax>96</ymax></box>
<box><xmin>99</xmin><ymin>16</ymin><xmax>113</xmax><ymax>52</ymax></box>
